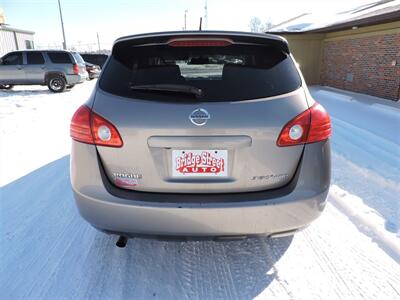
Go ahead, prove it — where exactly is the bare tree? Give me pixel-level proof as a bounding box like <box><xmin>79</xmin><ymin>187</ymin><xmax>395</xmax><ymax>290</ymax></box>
<box><xmin>249</xmin><ymin>17</ymin><xmax>262</xmax><ymax>32</ymax></box>
<box><xmin>249</xmin><ymin>17</ymin><xmax>273</xmax><ymax>32</ymax></box>
<box><xmin>263</xmin><ymin>20</ymin><xmax>273</xmax><ymax>31</ymax></box>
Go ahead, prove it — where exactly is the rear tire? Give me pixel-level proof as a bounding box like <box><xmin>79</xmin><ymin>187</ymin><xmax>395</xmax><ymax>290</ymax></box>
<box><xmin>0</xmin><ymin>84</ymin><xmax>13</xmax><ymax>90</ymax></box>
<box><xmin>47</xmin><ymin>75</ymin><xmax>66</xmax><ymax>93</ymax></box>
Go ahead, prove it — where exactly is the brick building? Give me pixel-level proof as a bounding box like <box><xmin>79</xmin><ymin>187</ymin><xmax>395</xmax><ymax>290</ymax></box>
<box><xmin>269</xmin><ymin>1</ymin><xmax>400</xmax><ymax>101</ymax></box>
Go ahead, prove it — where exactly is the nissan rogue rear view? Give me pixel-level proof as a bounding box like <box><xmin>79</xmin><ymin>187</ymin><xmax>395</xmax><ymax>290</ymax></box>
<box><xmin>70</xmin><ymin>31</ymin><xmax>331</xmax><ymax>240</ymax></box>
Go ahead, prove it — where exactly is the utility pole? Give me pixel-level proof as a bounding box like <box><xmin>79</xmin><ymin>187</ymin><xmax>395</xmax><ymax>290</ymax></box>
<box><xmin>184</xmin><ymin>9</ymin><xmax>188</xmax><ymax>30</ymax></box>
<box><xmin>204</xmin><ymin>0</ymin><xmax>208</xmax><ymax>30</ymax></box>
<box><xmin>57</xmin><ymin>0</ymin><xmax>67</xmax><ymax>50</ymax></box>
<box><xmin>97</xmin><ymin>32</ymin><xmax>101</xmax><ymax>52</ymax></box>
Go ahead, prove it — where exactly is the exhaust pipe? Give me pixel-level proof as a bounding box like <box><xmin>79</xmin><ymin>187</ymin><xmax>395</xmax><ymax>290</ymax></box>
<box><xmin>116</xmin><ymin>236</ymin><xmax>128</xmax><ymax>248</ymax></box>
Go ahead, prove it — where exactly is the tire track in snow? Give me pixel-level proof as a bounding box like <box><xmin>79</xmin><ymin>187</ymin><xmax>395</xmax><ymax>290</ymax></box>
<box><xmin>218</xmin><ymin>242</ymin><xmax>240</xmax><ymax>300</ymax></box>
<box><xmin>180</xmin><ymin>242</ymin><xmax>197</xmax><ymax>299</ymax></box>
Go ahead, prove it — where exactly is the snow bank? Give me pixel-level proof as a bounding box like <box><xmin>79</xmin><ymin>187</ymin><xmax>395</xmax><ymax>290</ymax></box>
<box><xmin>313</xmin><ymin>86</ymin><xmax>400</xmax><ymax>237</ymax></box>
<box><xmin>329</xmin><ymin>185</ymin><xmax>400</xmax><ymax>262</ymax></box>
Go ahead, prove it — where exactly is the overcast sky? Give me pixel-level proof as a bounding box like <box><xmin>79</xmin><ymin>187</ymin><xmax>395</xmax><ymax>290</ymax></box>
<box><xmin>2</xmin><ymin>0</ymin><xmax>375</xmax><ymax>51</ymax></box>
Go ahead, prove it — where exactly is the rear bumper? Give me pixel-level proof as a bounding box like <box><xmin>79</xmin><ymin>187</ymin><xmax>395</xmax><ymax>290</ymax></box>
<box><xmin>70</xmin><ymin>141</ymin><xmax>330</xmax><ymax>236</ymax></box>
<box><xmin>66</xmin><ymin>73</ymin><xmax>88</xmax><ymax>84</ymax></box>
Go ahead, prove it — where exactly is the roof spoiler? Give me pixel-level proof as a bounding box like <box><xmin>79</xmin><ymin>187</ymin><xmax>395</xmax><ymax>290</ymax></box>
<box><xmin>112</xmin><ymin>31</ymin><xmax>290</xmax><ymax>54</ymax></box>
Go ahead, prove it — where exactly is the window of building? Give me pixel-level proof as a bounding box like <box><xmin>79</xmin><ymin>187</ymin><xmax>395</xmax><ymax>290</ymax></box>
<box><xmin>25</xmin><ymin>40</ymin><xmax>34</xmax><ymax>49</ymax></box>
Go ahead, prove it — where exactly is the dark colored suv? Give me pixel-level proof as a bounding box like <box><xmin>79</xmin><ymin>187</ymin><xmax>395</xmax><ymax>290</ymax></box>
<box><xmin>0</xmin><ymin>50</ymin><xmax>88</xmax><ymax>92</ymax></box>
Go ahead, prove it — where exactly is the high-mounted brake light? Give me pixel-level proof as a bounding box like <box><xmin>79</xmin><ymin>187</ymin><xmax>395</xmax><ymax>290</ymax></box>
<box><xmin>277</xmin><ymin>102</ymin><xmax>331</xmax><ymax>147</ymax></box>
<box><xmin>167</xmin><ymin>38</ymin><xmax>233</xmax><ymax>47</ymax></box>
<box><xmin>70</xmin><ymin>105</ymin><xmax>123</xmax><ymax>147</ymax></box>
<box><xmin>73</xmin><ymin>63</ymin><xmax>79</xmax><ymax>75</ymax></box>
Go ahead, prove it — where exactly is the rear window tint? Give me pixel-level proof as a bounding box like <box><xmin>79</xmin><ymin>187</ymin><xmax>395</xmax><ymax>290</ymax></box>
<box><xmin>72</xmin><ymin>52</ymin><xmax>85</xmax><ymax>64</ymax></box>
<box><xmin>47</xmin><ymin>52</ymin><xmax>72</xmax><ymax>64</ymax></box>
<box><xmin>99</xmin><ymin>44</ymin><xmax>301</xmax><ymax>102</ymax></box>
<box><xmin>26</xmin><ymin>52</ymin><xmax>45</xmax><ymax>64</ymax></box>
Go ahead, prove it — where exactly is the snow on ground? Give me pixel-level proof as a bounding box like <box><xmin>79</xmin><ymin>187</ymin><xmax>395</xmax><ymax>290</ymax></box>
<box><xmin>312</xmin><ymin>86</ymin><xmax>400</xmax><ymax>240</ymax></box>
<box><xmin>0</xmin><ymin>83</ymin><xmax>94</xmax><ymax>186</ymax></box>
<box><xmin>1</xmin><ymin>82</ymin><xmax>399</xmax><ymax>299</ymax></box>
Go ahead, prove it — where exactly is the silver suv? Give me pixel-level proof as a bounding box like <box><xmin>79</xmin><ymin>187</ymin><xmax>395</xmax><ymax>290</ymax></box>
<box><xmin>0</xmin><ymin>50</ymin><xmax>88</xmax><ymax>92</ymax></box>
<box><xmin>70</xmin><ymin>31</ymin><xmax>331</xmax><ymax>243</ymax></box>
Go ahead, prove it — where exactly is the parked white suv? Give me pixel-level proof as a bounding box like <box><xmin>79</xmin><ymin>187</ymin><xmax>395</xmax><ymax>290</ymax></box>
<box><xmin>0</xmin><ymin>50</ymin><xmax>88</xmax><ymax>92</ymax></box>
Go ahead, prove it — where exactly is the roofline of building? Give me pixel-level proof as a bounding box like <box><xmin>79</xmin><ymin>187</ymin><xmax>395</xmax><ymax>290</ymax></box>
<box><xmin>268</xmin><ymin>9</ymin><xmax>400</xmax><ymax>34</ymax></box>
<box><xmin>0</xmin><ymin>25</ymin><xmax>35</xmax><ymax>35</ymax></box>
<box><xmin>268</xmin><ymin>13</ymin><xmax>310</xmax><ymax>31</ymax></box>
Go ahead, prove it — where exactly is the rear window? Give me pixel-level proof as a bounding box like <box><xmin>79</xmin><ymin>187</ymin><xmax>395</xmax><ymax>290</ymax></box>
<box><xmin>47</xmin><ymin>52</ymin><xmax>72</xmax><ymax>64</ymax></box>
<box><xmin>99</xmin><ymin>44</ymin><xmax>301</xmax><ymax>102</ymax></box>
<box><xmin>72</xmin><ymin>52</ymin><xmax>85</xmax><ymax>64</ymax></box>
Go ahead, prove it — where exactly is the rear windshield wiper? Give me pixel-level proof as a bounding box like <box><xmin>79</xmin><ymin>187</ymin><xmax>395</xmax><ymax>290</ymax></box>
<box><xmin>130</xmin><ymin>84</ymin><xmax>203</xmax><ymax>98</ymax></box>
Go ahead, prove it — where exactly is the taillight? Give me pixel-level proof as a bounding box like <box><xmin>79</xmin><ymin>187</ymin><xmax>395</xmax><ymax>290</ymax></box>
<box><xmin>70</xmin><ymin>105</ymin><xmax>93</xmax><ymax>144</ymax></box>
<box><xmin>167</xmin><ymin>38</ymin><xmax>233</xmax><ymax>47</ymax></box>
<box><xmin>277</xmin><ymin>102</ymin><xmax>331</xmax><ymax>147</ymax></box>
<box><xmin>90</xmin><ymin>110</ymin><xmax>123</xmax><ymax>147</ymax></box>
<box><xmin>73</xmin><ymin>63</ymin><xmax>79</xmax><ymax>75</ymax></box>
<box><xmin>70</xmin><ymin>105</ymin><xmax>123</xmax><ymax>147</ymax></box>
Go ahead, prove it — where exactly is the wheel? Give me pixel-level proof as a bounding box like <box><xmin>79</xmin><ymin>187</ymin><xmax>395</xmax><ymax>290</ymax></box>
<box><xmin>0</xmin><ymin>84</ymin><xmax>13</xmax><ymax>90</ymax></box>
<box><xmin>66</xmin><ymin>84</ymin><xmax>75</xmax><ymax>89</ymax></box>
<box><xmin>47</xmin><ymin>76</ymin><xmax>66</xmax><ymax>93</ymax></box>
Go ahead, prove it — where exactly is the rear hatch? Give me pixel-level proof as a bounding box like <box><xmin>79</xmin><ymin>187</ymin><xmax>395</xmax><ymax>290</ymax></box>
<box><xmin>71</xmin><ymin>52</ymin><xmax>87</xmax><ymax>75</ymax></box>
<box><xmin>93</xmin><ymin>32</ymin><xmax>308</xmax><ymax>193</ymax></box>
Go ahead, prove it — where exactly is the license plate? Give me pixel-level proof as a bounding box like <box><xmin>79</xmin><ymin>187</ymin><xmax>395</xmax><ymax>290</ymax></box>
<box><xmin>172</xmin><ymin>150</ymin><xmax>228</xmax><ymax>177</ymax></box>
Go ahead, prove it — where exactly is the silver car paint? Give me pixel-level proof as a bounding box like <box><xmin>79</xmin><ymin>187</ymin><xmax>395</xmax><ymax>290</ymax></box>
<box><xmin>0</xmin><ymin>52</ymin><xmax>25</xmax><ymax>84</ymax></box>
<box><xmin>94</xmin><ymin>87</ymin><xmax>307</xmax><ymax>193</ymax></box>
<box><xmin>71</xmin><ymin>139</ymin><xmax>330</xmax><ymax>236</ymax></box>
<box><xmin>0</xmin><ymin>50</ymin><xmax>88</xmax><ymax>86</ymax></box>
<box><xmin>70</xmin><ymin>31</ymin><xmax>331</xmax><ymax>237</ymax></box>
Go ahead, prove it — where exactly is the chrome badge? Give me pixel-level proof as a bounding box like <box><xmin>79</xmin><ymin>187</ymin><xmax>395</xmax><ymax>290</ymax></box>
<box><xmin>189</xmin><ymin>108</ymin><xmax>210</xmax><ymax>126</ymax></box>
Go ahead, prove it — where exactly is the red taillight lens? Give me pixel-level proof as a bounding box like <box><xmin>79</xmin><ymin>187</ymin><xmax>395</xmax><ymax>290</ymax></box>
<box><xmin>70</xmin><ymin>105</ymin><xmax>123</xmax><ymax>147</ymax></box>
<box><xmin>277</xmin><ymin>102</ymin><xmax>331</xmax><ymax>147</ymax></box>
<box><xmin>73</xmin><ymin>63</ymin><xmax>79</xmax><ymax>75</ymax></box>
<box><xmin>277</xmin><ymin>109</ymin><xmax>311</xmax><ymax>147</ymax></box>
<box><xmin>91</xmin><ymin>110</ymin><xmax>123</xmax><ymax>147</ymax></box>
<box><xmin>167</xmin><ymin>38</ymin><xmax>233</xmax><ymax>47</ymax></box>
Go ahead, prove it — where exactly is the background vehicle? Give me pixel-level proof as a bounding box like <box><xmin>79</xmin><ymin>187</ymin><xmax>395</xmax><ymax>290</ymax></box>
<box><xmin>85</xmin><ymin>62</ymin><xmax>101</xmax><ymax>79</ymax></box>
<box><xmin>0</xmin><ymin>50</ymin><xmax>88</xmax><ymax>92</ymax></box>
<box><xmin>80</xmin><ymin>53</ymin><xmax>109</xmax><ymax>68</ymax></box>
<box><xmin>70</xmin><ymin>31</ymin><xmax>331</xmax><ymax>242</ymax></box>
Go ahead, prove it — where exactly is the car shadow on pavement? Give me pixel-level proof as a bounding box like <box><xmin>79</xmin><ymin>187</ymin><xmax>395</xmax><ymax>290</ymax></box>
<box><xmin>0</xmin><ymin>89</ymin><xmax>52</xmax><ymax>97</ymax></box>
<box><xmin>1</xmin><ymin>156</ymin><xmax>293</xmax><ymax>299</ymax></box>
<box><xmin>0</xmin><ymin>88</ymin><xmax>74</xmax><ymax>98</ymax></box>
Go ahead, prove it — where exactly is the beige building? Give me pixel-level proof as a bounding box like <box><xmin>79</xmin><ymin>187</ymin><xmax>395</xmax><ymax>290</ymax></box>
<box><xmin>269</xmin><ymin>2</ymin><xmax>400</xmax><ymax>100</ymax></box>
<box><xmin>0</xmin><ymin>8</ymin><xmax>35</xmax><ymax>56</ymax></box>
